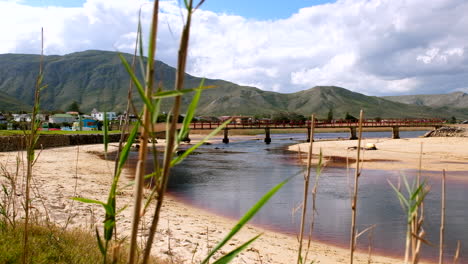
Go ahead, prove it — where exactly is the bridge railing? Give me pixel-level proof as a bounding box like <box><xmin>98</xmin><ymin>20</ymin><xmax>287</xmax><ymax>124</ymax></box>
<box><xmin>190</xmin><ymin>119</ymin><xmax>445</xmax><ymax>129</ymax></box>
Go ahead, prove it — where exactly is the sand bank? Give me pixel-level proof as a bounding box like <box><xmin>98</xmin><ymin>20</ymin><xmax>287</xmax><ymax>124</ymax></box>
<box><xmin>289</xmin><ymin>137</ymin><xmax>468</xmax><ymax>173</ymax></box>
<box><xmin>0</xmin><ymin>141</ymin><xmax>413</xmax><ymax>264</ymax></box>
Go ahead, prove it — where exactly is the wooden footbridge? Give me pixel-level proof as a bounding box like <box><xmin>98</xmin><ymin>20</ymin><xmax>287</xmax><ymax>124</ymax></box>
<box><xmin>190</xmin><ymin>119</ymin><xmax>445</xmax><ymax>144</ymax></box>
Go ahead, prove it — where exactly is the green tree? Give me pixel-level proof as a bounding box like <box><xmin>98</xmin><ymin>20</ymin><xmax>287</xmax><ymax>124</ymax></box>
<box><xmin>450</xmin><ymin>116</ymin><xmax>457</xmax><ymax>124</ymax></box>
<box><xmin>327</xmin><ymin>108</ymin><xmax>333</xmax><ymax>122</ymax></box>
<box><xmin>67</xmin><ymin>101</ymin><xmax>81</xmax><ymax>113</ymax></box>
<box><xmin>344</xmin><ymin>112</ymin><xmax>357</xmax><ymax>121</ymax></box>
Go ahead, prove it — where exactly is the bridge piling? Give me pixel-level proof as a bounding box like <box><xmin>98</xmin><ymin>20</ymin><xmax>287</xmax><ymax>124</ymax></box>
<box><xmin>349</xmin><ymin>127</ymin><xmax>358</xmax><ymax>140</ymax></box>
<box><xmin>264</xmin><ymin>128</ymin><xmax>271</xmax><ymax>144</ymax></box>
<box><xmin>306</xmin><ymin>127</ymin><xmax>313</xmax><ymax>142</ymax></box>
<box><xmin>222</xmin><ymin>129</ymin><xmax>229</xmax><ymax>144</ymax></box>
<box><xmin>392</xmin><ymin>126</ymin><xmax>400</xmax><ymax>139</ymax></box>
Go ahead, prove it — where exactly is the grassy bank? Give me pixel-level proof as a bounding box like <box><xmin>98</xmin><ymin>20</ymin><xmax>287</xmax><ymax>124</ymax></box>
<box><xmin>0</xmin><ymin>130</ymin><xmax>122</xmax><ymax>136</ymax></box>
<box><xmin>0</xmin><ymin>223</ymin><xmax>162</xmax><ymax>264</ymax></box>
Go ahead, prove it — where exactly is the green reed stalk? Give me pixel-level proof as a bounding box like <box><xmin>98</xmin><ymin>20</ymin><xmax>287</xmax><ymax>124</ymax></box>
<box><xmin>297</xmin><ymin>114</ymin><xmax>315</xmax><ymax>264</ymax></box>
<box><xmin>389</xmin><ymin>175</ymin><xmax>429</xmax><ymax>264</ymax></box>
<box><xmin>22</xmin><ymin>28</ymin><xmax>46</xmax><ymax>264</ymax></box>
<box><xmin>127</xmin><ymin>1</ymin><xmax>159</xmax><ymax>263</ymax></box>
<box><xmin>349</xmin><ymin>109</ymin><xmax>364</xmax><ymax>264</ymax></box>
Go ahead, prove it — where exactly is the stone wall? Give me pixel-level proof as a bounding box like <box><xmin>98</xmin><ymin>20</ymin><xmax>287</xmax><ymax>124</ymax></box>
<box><xmin>0</xmin><ymin>134</ymin><xmax>126</xmax><ymax>152</ymax></box>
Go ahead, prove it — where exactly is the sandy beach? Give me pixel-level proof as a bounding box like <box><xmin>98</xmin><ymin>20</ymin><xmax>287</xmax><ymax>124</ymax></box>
<box><xmin>289</xmin><ymin>137</ymin><xmax>468</xmax><ymax>173</ymax></box>
<box><xmin>0</xmin><ymin>137</ymin><xmax>441</xmax><ymax>264</ymax></box>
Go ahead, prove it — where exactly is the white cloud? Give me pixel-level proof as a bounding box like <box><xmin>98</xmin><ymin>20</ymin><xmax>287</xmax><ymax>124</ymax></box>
<box><xmin>1</xmin><ymin>0</ymin><xmax>468</xmax><ymax>95</ymax></box>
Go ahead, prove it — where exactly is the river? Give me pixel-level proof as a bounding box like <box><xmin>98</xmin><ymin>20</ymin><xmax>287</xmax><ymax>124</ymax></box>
<box><xmin>167</xmin><ymin>131</ymin><xmax>468</xmax><ymax>262</ymax></box>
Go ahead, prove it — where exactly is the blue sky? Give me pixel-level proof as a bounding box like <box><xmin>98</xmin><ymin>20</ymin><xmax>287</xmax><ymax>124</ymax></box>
<box><xmin>22</xmin><ymin>0</ymin><xmax>336</xmax><ymax>19</ymax></box>
<box><xmin>201</xmin><ymin>0</ymin><xmax>335</xmax><ymax>19</ymax></box>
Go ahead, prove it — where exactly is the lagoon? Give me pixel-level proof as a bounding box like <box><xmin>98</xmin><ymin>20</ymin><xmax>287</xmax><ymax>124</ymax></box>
<box><xmin>168</xmin><ymin>131</ymin><xmax>467</xmax><ymax>262</ymax></box>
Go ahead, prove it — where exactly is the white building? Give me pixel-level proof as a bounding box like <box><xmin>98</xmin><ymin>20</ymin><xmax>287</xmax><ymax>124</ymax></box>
<box><xmin>49</xmin><ymin>114</ymin><xmax>76</xmax><ymax>124</ymax></box>
<box><xmin>91</xmin><ymin>109</ymin><xmax>116</xmax><ymax>121</ymax></box>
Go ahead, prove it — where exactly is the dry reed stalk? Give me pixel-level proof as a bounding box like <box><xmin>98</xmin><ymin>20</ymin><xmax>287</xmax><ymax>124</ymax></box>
<box><xmin>412</xmin><ymin>143</ymin><xmax>423</xmax><ymax>258</ymax></box>
<box><xmin>22</xmin><ymin>27</ymin><xmax>44</xmax><ymax>264</ymax></box>
<box><xmin>439</xmin><ymin>170</ymin><xmax>446</xmax><ymax>264</ymax></box>
<box><xmin>304</xmin><ymin>118</ymin><xmax>319</xmax><ymax>263</ymax></box>
<box><xmin>349</xmin><ymin>109</ymin><xmax>364</xmax><ymax>264</ymax></box>
<box><xmin>296</xmin><ymin>114</ymin><xmax>315</xmax><ymax>264</ymax></box>
<box><xmin>128</xmin><ymin>2</ymin><xmax>159</xmax><ymax>263</ymax></box>
<box><xmin>112</xmin><ymin>11</ymin><xmax>140</xmax><ymax>252</ymax></box>
<box><xmin>142</xmin><ymin>1</ymin><xmax>198</xmax><ymax>263</ymax></box>
<box><xmin>367</xmin><ymin>226</ymin><xmax>374</xmax><ymax>264</ymax></box>
<box><xmin>453</xmin><ymin>240</ymin><xmax>460</xmax><ymax>264</ymax></box>
<box><xmin>411</xmin><ymin>143</ymin><xmax>426</xmax><ymax>264</ymax></box>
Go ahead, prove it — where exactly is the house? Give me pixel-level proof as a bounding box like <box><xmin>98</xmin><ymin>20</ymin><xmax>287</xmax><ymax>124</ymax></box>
<box><xmin>117</xmin><ymin>112</ymin><xmax>138</xmax><ymax>123</ymax></box>
<box><xmin>91</xmin><ymin>108</ymin><xmax>117</xmax><ymax>121</ymax></box>
<box><xmin>82</xmin><ymin>118</ymin><xmax>97</xmax><ymax>130</ymax></box>
<box><xmin>0</xmin><ymin>113</ymin><xmax>7</xmax><ymax>124</ymax></box>
<box><xmin>72</xmin><ymin>118</ymin><xmax>97</xmax><ymax>131</ymax></box>
<box><xmin>12</xmin><ymin>114</ymin><xmax>31</xmax><ymax>122</ymax></box>
<box><xmin>49</xmin><ymin>114</ymin><xmax>76</xmax><ymax>124</ymax></box>
<box><xmin>218</xmin><ymin>116</ymin><xmax>252</xmax><ymax>124</ymax></box>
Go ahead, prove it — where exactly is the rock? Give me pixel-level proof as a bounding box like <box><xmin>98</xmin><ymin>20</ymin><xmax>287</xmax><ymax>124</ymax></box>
<box><xmin>365</xmin><ymin>143</ymin><xmax>377</xmax><ymax>150</ymax></box>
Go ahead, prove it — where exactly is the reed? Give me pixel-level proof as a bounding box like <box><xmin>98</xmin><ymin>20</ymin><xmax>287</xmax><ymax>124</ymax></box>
<box><xmin>389</xmin><ymin>175</ymin><xmax>429</xmax><ymax>264</ymax></box>
<box><xmin>349</xmin><ymin>109</ymin><xmax>364</xmax><ymax>264</ymax></box>
<box><xmin>22</xmin><ymin>27</ymin><xmax>47</xmax><ymax>264</ymax></box>
<box><xmin>296</xmin><ymin>114</ymin><xmax>315</xmax><ymax>264</ymax></box>
<box><xmin>439</xmin><ymin>170</ymin><xmax>446</xmax><ymax>264</ymax></box>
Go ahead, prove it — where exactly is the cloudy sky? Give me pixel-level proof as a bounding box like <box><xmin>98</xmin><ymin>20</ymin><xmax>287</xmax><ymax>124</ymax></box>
<box><xmin>1</xmin><ymin>0</ymin><xmax>467</xmax><ymax>96</ymax></box>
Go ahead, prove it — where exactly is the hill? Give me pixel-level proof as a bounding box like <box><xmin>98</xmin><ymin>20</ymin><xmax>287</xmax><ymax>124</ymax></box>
<box><xmin>0</xmin><ymin>93</ymin><xmax>31</xmax><ymax>112</ymax></box>
<box><xmin>383</xmin><ymin>92</ymin><xmax>468</xmax><ymax>108</ymax></box>
<box><xmin>0</xmin><ymin>50</ymin><xmax>467</xmax><ymax>119</ymax></box>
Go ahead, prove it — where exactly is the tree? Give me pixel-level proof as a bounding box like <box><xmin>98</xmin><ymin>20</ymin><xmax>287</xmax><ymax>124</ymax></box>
<box><xmin>67</xmin><ymin>101</ymin><xmax>81</xmax><ymax>113</ymax></box>
<box><xmin>344</xmin><ymin>112</ymin><xmax>357</xmax><ymax>121</ymax></box>
<box><xmin>450</xmin><ymin>116</ymin><xmax>457</xmax><ymax>124</ymax></box>
<box><xmin>327</xmin><ymin>108</ymin><xmax>333</xmax><ymax>122</ymax></box>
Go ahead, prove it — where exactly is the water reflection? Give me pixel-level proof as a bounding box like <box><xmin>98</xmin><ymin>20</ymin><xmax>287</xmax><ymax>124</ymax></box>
<box><xmin>165</xmin><ymin>131</ymin><xmax>467</xmax><ymax>262</ymax></box>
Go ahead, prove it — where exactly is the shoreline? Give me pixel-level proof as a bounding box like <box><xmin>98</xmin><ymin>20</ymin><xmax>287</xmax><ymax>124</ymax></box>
<box><xmin>0</xmin><ymin>140</ymin><xmax>436</xmax><ymax>263</ymax></box>
<box><xmin>289</xmin><ymin>136</ymin><xmax>468</xmax><ymax>173</ymax></box>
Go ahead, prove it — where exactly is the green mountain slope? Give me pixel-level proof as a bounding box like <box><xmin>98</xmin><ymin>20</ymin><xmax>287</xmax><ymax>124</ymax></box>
<box><xmin>383</xmin><ymin>92</ymin><xmax>468</xmax><ymax>108</ymax></box>
<box><xmin>0</xmin><ymin>50</ymin><xmax>466</xmax><ymax>119</ymax></box>
<box><xmin>283</xmin><ymin>86</ymin><xmax>464</xmax><ymax>119</ymax></box>
<box><xmin>0</xmin><ymin>93</ymin><xmax>31</xmax><ymax>112</ymax></box>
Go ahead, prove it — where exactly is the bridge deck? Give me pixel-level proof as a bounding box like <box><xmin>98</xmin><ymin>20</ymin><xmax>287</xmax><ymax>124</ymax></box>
<box><xmin>190</xmin><ymin>120</ymin><xmax>445</xmax><ymax>130</ymax></box>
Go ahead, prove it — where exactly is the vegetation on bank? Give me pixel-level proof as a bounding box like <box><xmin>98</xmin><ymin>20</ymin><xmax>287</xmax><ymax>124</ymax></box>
<box><xmin>0</xmin><ymin>130</ymin><xmax>122</xmax><ymax>136</ymax></box>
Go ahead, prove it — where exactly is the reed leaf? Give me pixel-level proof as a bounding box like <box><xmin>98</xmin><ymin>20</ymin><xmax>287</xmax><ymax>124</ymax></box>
<box><xmin>201</xmin><ymin>176</ymin><xmax>292</xmax><ymax>264</ymax></box>
<box><xmin>95</xmin><ymin>228</ymin><xmax>106</xmax><ymax>256</ymax></box>
<box><xmin>116</xmin><ymin>121</ymin><xmax>140</xmax><ymax>177</ymax></box>
<box><xmin>137</xmin><ymin>11</ymin><xmax>146</xmax><ymax>83</ymax></box>
<box><xmin>71</xmin><ymin>197</ymin><xmax>106</xmax><ymax>207</ymax></box>
<box><xmin>212</xmin><ymin>234</ymin><xmax>261</xmax><ymax>264</ymax></box>
<box><xmin>178</xmin><ymin>79</ymin><xmax>204</xmax><ymax>143</ymax></box>
<box><xmin>151</xmin><ymin>87</ymin><xmax>162</xmax><ymax>123</ymax></box>
<box><xmin>118</xmin><ymin>53</ymin><xmax>154</xmax><ymax>112</ymax></box>
<box><xmin>152</xmin><ymin>85</ymin><xmax>215</xmax><ymax>99</ymax></box>
<box><xmin>171</xmin><ymin>119</ymin><xmax>231</xmax><ymax>166</ymax></box>
<box><xmin>103</xmin><ymin>112</ymin><xmax>109</xmax><ymax>153</ymax></box>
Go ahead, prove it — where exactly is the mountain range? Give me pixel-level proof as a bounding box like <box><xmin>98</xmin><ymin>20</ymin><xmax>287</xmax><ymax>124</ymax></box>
<box><xmin>1</xmin><ymin>50</ymin><xmax>467</xmax><ymax>119</ymax></box>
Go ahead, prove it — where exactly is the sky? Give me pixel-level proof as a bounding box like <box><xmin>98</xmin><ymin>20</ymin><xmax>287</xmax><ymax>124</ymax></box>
<box><xmin>1</xmin><ymin>0</ymin><xmax>467</xmax><ymax>96</ymax></box>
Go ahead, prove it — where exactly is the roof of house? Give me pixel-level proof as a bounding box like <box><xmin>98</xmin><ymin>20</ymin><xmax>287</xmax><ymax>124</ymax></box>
<box><xmin>51</xmin><ymin>114</ymin><xmax>75</xmax><ymax>118</ymax></box>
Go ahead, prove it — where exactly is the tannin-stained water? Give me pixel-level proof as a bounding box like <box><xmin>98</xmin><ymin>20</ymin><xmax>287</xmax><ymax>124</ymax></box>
<box><xmin>165</xmin><ymin>131</ymin><xmax>468</xmax><ymax>262</ymax></box>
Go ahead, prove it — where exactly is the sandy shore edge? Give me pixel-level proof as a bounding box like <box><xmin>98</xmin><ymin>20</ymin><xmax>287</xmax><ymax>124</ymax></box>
<box><xmin>289</xmin><ymin>137</ymin><xmax>468</xmax><ymax>173</ymax></box>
